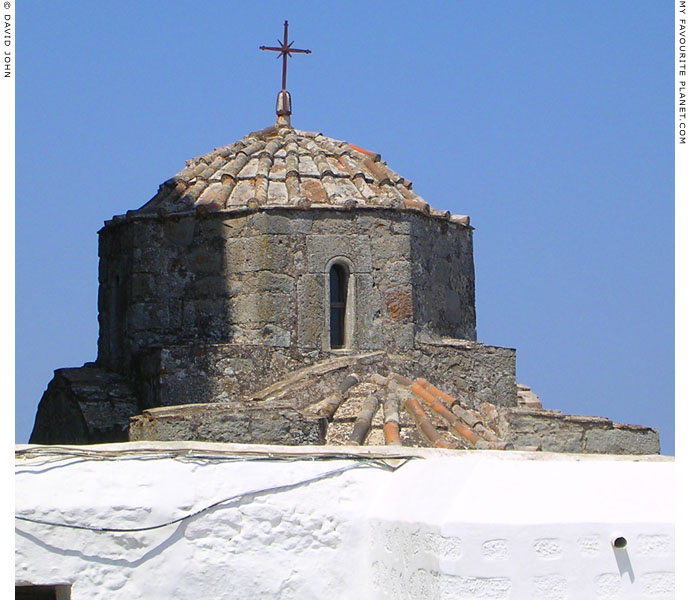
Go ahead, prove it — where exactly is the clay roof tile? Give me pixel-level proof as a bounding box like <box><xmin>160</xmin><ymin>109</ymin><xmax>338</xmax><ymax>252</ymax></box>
<box><xmin>129</xmin><ymin>125</ymin><xmax>443</xmax><ymax>217</ymax></box>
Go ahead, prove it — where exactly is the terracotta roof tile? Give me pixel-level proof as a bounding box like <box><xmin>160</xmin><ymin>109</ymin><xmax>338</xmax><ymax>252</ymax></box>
<box><xmin>294</xmin><ymin>370</ymin><xmax>508</xmax><ymax>450</ymax></box>
<box><xmin>267</xmin><ymin>180</ymin><xmax>289</xmax><ymax>204</ymax></box>
<box><xmin>133</xmin><ymin>125</ymin><xmax>466</xmax><ymax>220</ymax></box>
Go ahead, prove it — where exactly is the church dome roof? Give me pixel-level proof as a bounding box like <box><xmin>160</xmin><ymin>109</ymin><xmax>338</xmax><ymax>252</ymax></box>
<box><xmin>136</xmin><ymin>124</ymin><xmax>436</xmax><ymax>216</ymax></box>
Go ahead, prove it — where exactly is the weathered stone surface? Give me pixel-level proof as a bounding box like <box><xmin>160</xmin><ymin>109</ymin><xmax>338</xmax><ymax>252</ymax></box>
<box><xmin>411</xmin><ymin>217</ymin><xmax>476</xmax><ymax>341</ymax></box>
<box><xmin>226</xmin><ymin>235</ymin><xmax>291</xmax><ymax>273</ymax></box>
<box><xmin>371</xmin><ymin>233</ymin><xmax>410</xmax><ymax>262</ymax></box>
<box><xmin>412</xmin><ymin>338</ymin><xmax>517</xmax><ymax>408</ymax></box>
<box><xmin>129</xmin><ymin>403</ymin><xmax>327</xmax><ymax>445</ymax></box>
<box><xmin>221</xmin><ymin>214</ymin><xmax>247</xmax><ymax>234</ymax></box>
<box><xmin>241</xmin><ymin>271</ymin><xmax>295</xmax><ymax>294</ymax></box>
<box><xmin>356</xmin><ymin>274</ymin><xmax>384</xmax><ymax>350</ymax></box>
<box><xmin>130</xmin><ymin>273</ymin><xmax>158</xmax><ymax>300</ymax></box>
<box><xmin>247</xmin><ymin>211</ymin><xmax>313</xmax><ymax>235</ymax></box>
<box><xmin>30</xmin><ymin>364</ymin><xmax>139</xmax><ymax>444</ymax></box>
<box><xmin>232</xmin><ymin>292</ymin><xmax>294</xmax><ymax>324</ymax></box>
<box><xmin>297</xmin><ymin>274</ymin><xmax>324</xmax><ymax>349</ymax></box>
<box><xmin>517</xmin><ymin>384</ymin><xmax>543</xmax><ymax>408</ymax></box>
<box><xmin>384</xmin><ymin>260</ymin><xmax>412</xmax><ymax>285</ymax></box>
<box><xmin>125</xmin><ymin>339</ymin><xmax>516</xmax><ymax>426</ymax></box>
<box><xmin>501</xmin><ymin>407</ymin><xmax>660</xmax><ymax>455</ymax></box>
<box><xmin>384</xmin><ymin>286</ymin><xmax>413</xmax><ymax>320</ymax></box>
<box><xmin>306</xmin><ymin>234</ymin><xmax>373</xmax><ymax>273</ymax></box>
<box><xmin>312</xmin><ymin>212</ymin><xmax>362</xmax><ymax>234</ymax></box>
<box><xmin>96</xmin><ymin>209</ymin><xmax>478</xmax><ymax>376</ymax></box>
<box><xmin>152</xmin><ymin>344</ymin><xmax>308</xmax><ymax>407</ymax></box>
<box><xmin>585</xmin><ymin>426</ymin><xmax>660</xmax><ymax>455</ymax></box>
<box><xmin>163</xmin><ymin>218</ymin><xmax>196</xmax><ymax>246</ymax></box>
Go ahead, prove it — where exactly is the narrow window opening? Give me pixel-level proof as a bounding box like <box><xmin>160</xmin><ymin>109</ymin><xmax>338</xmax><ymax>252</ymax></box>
<box><xmin>329</xmin><ymin>264</ymin><xmax>349</xmax><ymax>349</ymax></box>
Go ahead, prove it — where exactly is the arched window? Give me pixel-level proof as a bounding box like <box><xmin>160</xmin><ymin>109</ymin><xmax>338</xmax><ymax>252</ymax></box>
<box><xmin>329</xmin><ymin>263</ymin><xmax>349</xmax><ymax>349</ymax></box>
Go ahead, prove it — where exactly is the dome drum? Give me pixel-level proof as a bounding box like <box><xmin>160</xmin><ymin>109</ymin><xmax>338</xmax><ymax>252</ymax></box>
<box><xmin>96</xmin><ymin>206</ymin><xmax>477</xmax><ymax>383</ymax></box>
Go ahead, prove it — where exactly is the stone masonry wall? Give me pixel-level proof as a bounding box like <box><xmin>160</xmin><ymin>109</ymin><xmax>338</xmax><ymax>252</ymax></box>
<box><xmin>499</xmin><ymin>407</ymin><xmax>660</xmax><ymax>454</ymax></box>
<box><xmin>97</xmin><ymin>208</ymin><xmax>476</xmax><ymax>378</ymax></box>
<box><xmin>411</xmin><ymin>216</ymin><xmax>476</xmax><ymax>341</ymax></box>
<box><xmin>29</xmin><ymin>365</ymin><xmax>139</xmax><ymax>445</ymax></box>
<box><xmin>129</xmin><ymin>404</ymin><xmax>327</xmax><ymax>445</ymax></box>
<box><xmin>132</xmin><ymin>340</ymin><xmax>516</xmax><ymax>411</ymax></box>
<box><xmin>133</xmin><ymin>344</ymin><xmax>307</xmax><ymax>409</ymax></box>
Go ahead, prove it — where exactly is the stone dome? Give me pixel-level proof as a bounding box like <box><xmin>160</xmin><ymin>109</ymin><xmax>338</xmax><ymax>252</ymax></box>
<box><xmin>137</xmin><ymin>124</ymin><xmax>436</xmax><ymax>216</ymax></box>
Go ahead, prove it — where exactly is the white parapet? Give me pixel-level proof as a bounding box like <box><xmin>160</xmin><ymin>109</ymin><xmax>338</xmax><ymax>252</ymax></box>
<box><xmin>15</xmin><ymin>443</ymin><xmax>674</xmax><ymax>600</ymax></box>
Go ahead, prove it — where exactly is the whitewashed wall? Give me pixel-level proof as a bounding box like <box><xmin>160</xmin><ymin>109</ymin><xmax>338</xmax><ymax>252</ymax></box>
<box><xmin>15</xmin><ymin>443</ymin><xmax>674</xmax><ymax>599</ymax></box>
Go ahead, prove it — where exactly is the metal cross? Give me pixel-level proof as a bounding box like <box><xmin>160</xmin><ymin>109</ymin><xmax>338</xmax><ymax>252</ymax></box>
<box><xmin>260</xmin><ymin>21</ymin><xmax>311</xmax><ymax>92</ymax></box>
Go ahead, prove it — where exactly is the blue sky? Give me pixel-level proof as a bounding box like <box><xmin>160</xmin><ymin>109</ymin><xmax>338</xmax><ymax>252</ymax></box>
<box><xmin>15</xmin><ymin>1</ymin><xmax>674</xmax><ymax>453</ymax></box>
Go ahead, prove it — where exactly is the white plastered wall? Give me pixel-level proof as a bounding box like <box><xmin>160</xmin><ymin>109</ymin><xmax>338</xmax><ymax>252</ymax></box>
<box><xmin>15</xmin><ymin>443</ymin><xmax>674</xmax><ymax>599</ymax></box>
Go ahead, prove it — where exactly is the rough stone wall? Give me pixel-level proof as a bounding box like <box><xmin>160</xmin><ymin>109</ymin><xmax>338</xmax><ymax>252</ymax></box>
<box><xmin>130</xmin><ymin>341</ymin><xmax>516</xmax><ymax>412</ymax></box>
<box><xmin>499</xmin><ymin>407</ymin><xmax>660</xmax><ymax>454</ymax></box>
<box><xmin>98</xmin><ymin>213</ymin><xmax>234</xmax><ymax>374</ymax></box>
<box><xmin>97</xmin><ymin>208</ymin><xmax>476</xmax><ymax>378</ymax></box>
<box><xmin>411</xmin><ymin>216</ymin><xmax>476</xmax><ymax>341</ymax></box>
<box><xmin>134</xmin><ymin>344</ymin><xmax>307</xmax><ymax>409</ymax></box>
<box><xmin>29</xmin><ymin>365</ymin><xmax>138</xmax><ymax>445</ymax></box>
<box><xmin>406</xmin><ymin>339</ymin><xmax>516</xmax><ymax>408</ymax></box>
<box><xmin>129</xmin><ymin>404</ymin><xmax>327</xmax><ymax>444</ymax></box>
<box><xmin>97</xmin><ymin>223</ymin><xmax>133</xmax><ymax>373</ymax></box>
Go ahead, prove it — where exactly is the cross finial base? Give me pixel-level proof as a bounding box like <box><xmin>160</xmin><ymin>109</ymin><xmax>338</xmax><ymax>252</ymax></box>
<box><xmin>276</xmin><ymin>90</ymin><xmax>292</xmax><ymax>127</ymax></box>
<box><xmin>276</xmin><ymin>90</ymin><xmax>292</xmax><ymax>116</ymax></box>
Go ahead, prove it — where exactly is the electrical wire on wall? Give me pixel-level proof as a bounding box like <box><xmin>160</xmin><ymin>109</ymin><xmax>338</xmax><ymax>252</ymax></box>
<box><xmin>16</xmin><ymin>449</ymin><xmax>412</xmax><ymax>534</ymax></box>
